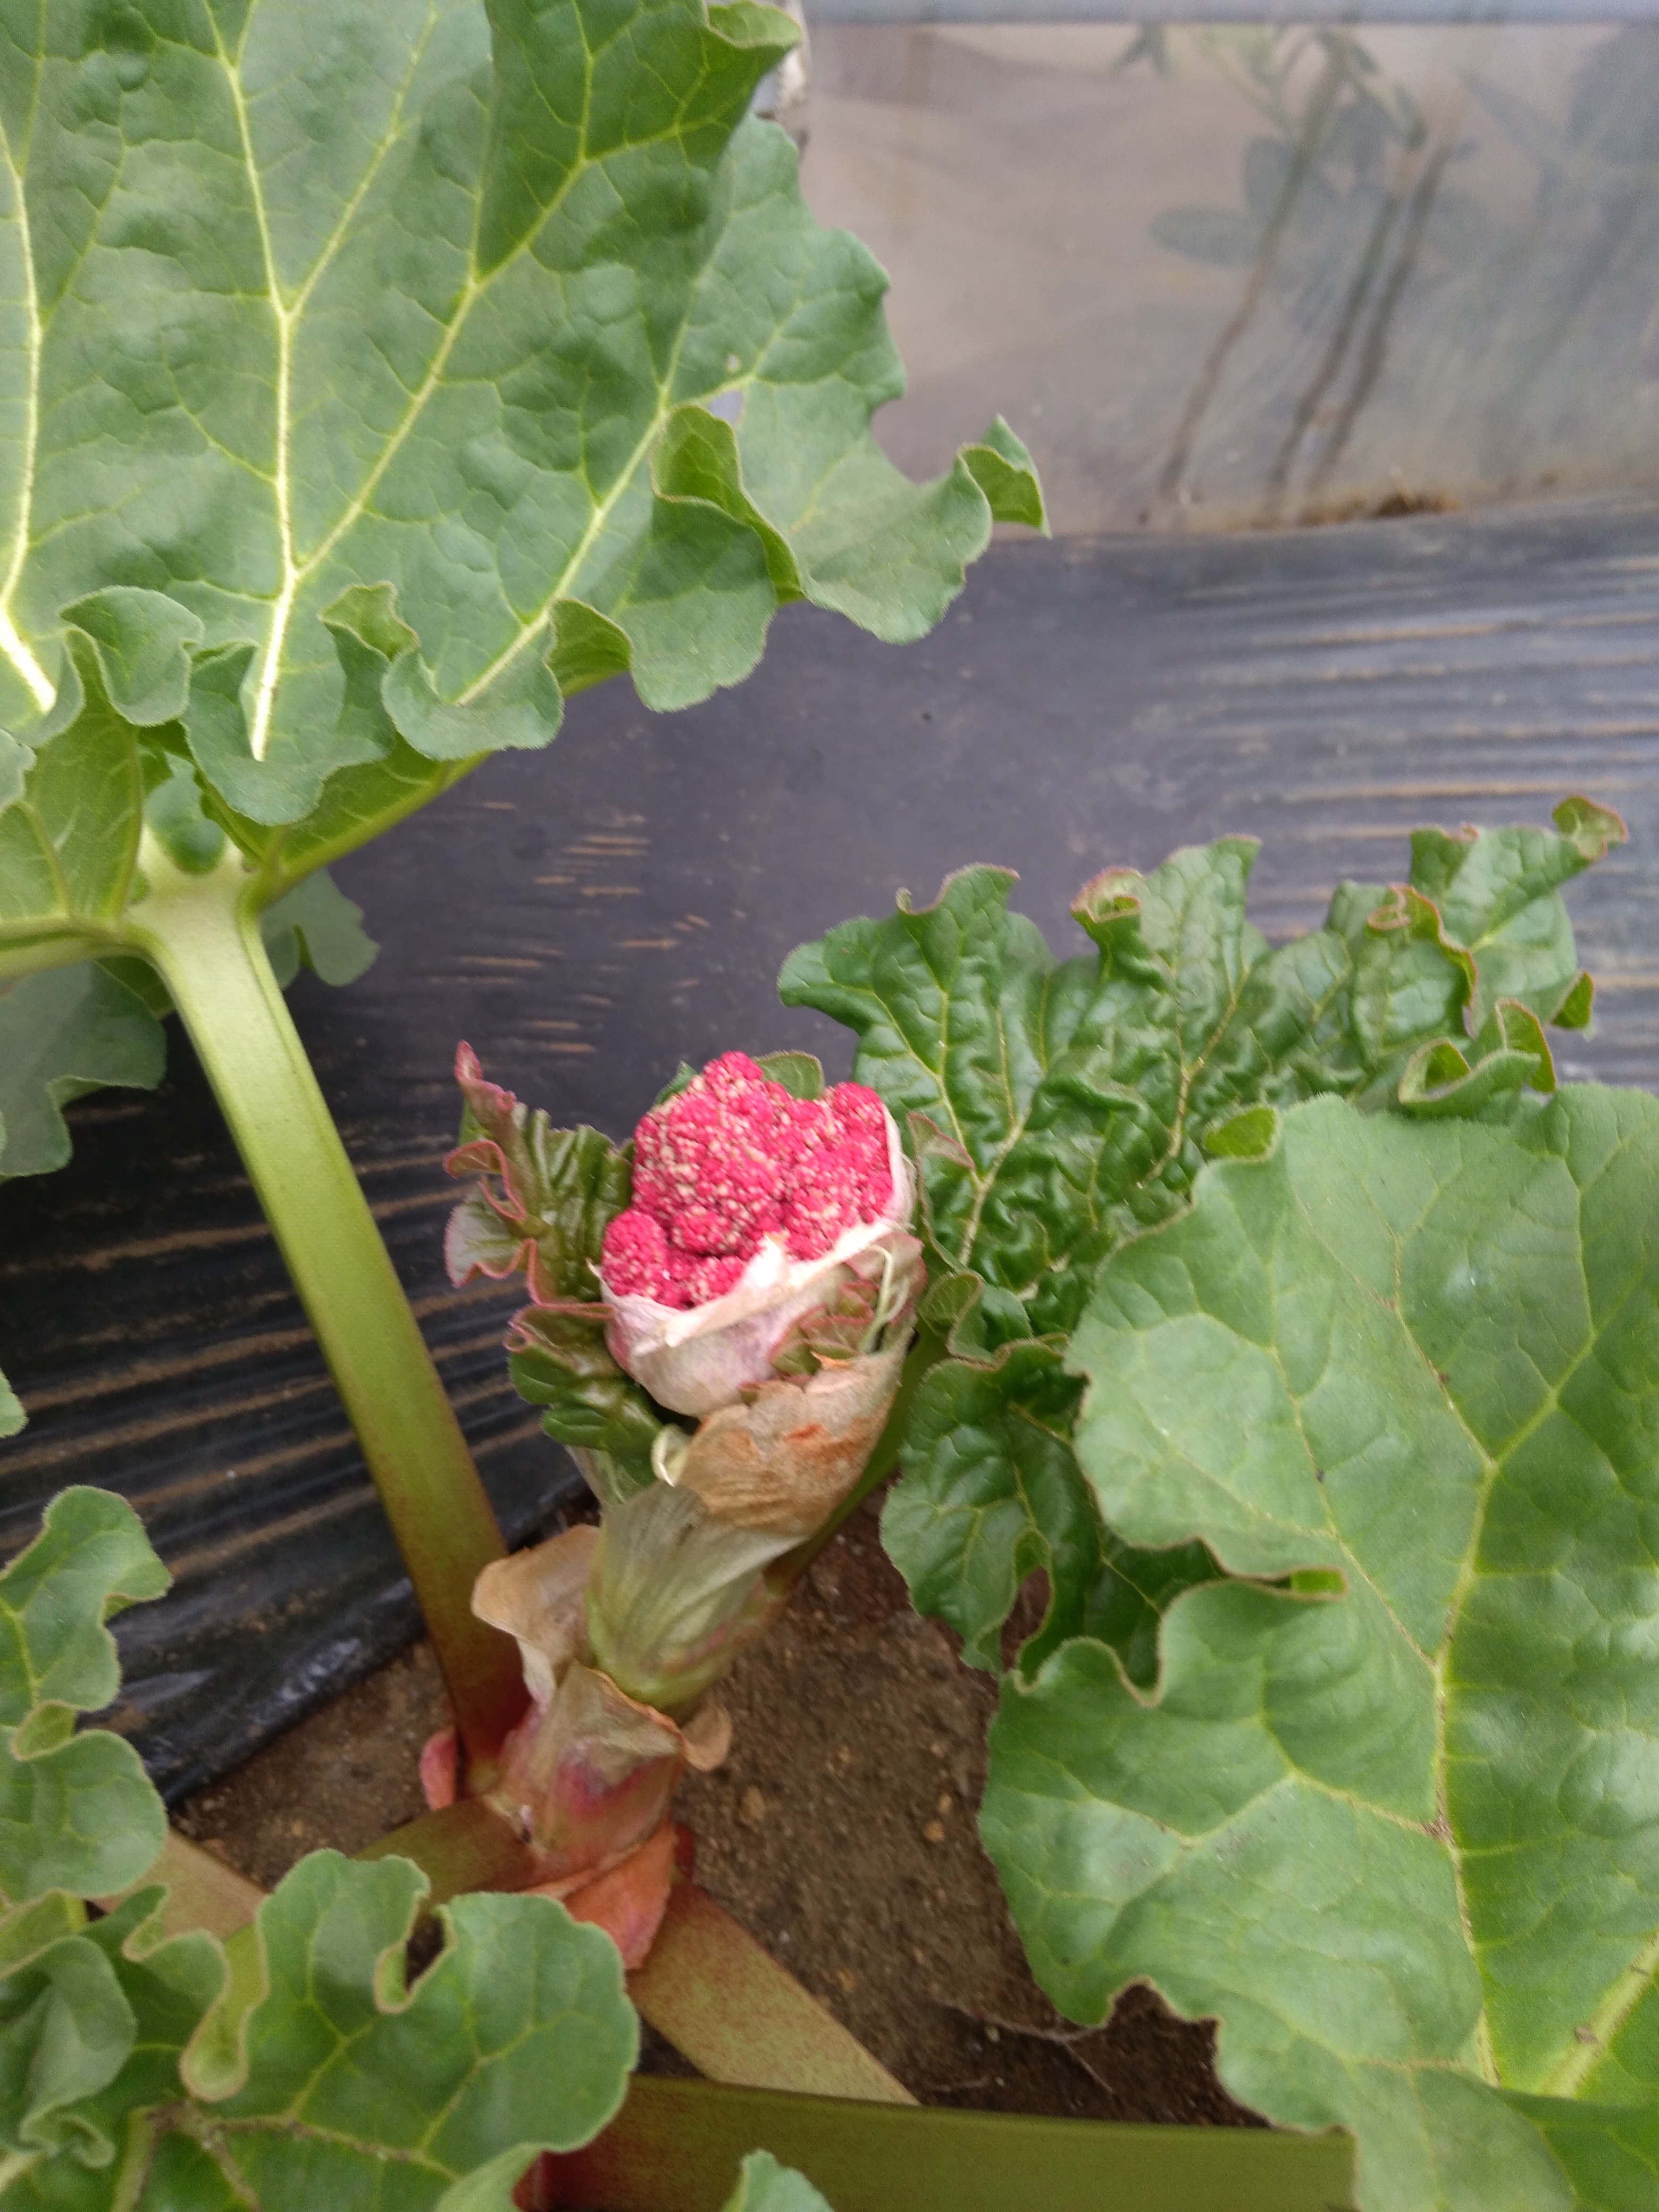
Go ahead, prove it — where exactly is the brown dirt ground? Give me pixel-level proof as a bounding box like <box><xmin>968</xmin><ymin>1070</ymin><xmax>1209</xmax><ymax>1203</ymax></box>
<box><xmin>174</xmin><ymin>1494</ymin><xmax>1258</xmax><ymax>2128</ymax></box>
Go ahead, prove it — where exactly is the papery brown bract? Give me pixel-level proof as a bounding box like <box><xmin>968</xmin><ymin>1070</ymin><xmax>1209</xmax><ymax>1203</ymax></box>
<box><xmin>676</xmin><ymin>1337</ymin><xmax>911</xmax><ymax>1540</ymax></box>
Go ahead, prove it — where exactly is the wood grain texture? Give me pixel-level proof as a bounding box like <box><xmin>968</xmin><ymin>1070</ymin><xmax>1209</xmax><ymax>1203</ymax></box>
<box><xmin>2</xmin><ymin>491</ymin><xmax>1655</xmax><ymax>1797</ymax></box>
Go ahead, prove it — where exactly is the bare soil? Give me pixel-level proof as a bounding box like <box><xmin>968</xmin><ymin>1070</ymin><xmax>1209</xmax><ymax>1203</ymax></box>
<box><xmin>174</xmin><ymin>1496</ymin><xmax>1258</xmax><ymax>2127</ymax></box>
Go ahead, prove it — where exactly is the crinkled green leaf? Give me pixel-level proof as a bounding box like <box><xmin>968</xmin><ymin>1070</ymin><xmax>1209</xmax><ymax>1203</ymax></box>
<box><xmin>507</xmin><ymin>1303</ymin><xmax>665</xmax><ymax>1496</ymax></box>
<box><xmin>881</xmin><ymin>1336</ymin><xmax>1218</xmax><ymax>1679</ymax></box>
<box><xmin>0</xmin><ymin>963</ymin><xmax>166</xmax><ymax>1180</ymax></box>
<box><xmin>0</xmin><ymin>1888</ymin><xmax>223</xmax><ymax>2191</ymax></box>
<box><xmin>787</xmin><ymin>814</ymin><xmax>1615</xmax><ymax>1703</ymax></box>
<box><xmin>722</xmin><ymin>2150</ymin><xmax>835</xmax><ymax>2211</ymax></box>
<box><xmin>170</xmin><ymin>1850</ymin><xmax>635</xmax><ymax>2208</ymax></box>
<box><xmin>781</xmin><ymin>840</ymin><xmax>1467</xmax><ymax>1345</ymax></box>
<box><xmin>981</xmin><ymin>1089</ymin><xmax>1659</xmax><ymax>2210</ymax></box>
<box><xmin>0</xmin><ymin>1928</ymin><xmax>132</xmax><ymax>2168</ymax></box>
<box><xmin>0</xmin><ymin>1489</ymin><xmax>171</xmax><ymax>1903</ymax></box>
<box><xmin>0</xmin><ymin>1494</ymin><xmax>636</xmax><ymax>2210</ymax></box>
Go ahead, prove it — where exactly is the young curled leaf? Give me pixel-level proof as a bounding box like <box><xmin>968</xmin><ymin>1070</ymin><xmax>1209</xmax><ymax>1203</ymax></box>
<box><xmin>507</xmin><ymin>1304</ymin><xmax>666</xmax><ymax>1499</ymax></box>
<box><xmin>447</xmin><ymin>1044</ymin><xmax>632</xmax><ymax>1304</ymax></box>
<box><xmin>1397</xmin><ymin>999</ymin><xmax>1557</xmax><ymax>1119</ymax></box>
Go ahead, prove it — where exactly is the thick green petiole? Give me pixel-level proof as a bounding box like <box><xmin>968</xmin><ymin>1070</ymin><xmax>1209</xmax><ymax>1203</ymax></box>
<box><xmin>123</xmin><ymin>843</ymin><xmax>526</xmax><ymax>1770</ymax></box>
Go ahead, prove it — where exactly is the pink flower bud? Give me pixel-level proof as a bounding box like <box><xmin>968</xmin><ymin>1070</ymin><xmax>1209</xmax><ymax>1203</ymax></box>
<box><xmin>597</xmin><ymin>1057</ymin><xmax>914</xmax><ymax>1417</ymax></box>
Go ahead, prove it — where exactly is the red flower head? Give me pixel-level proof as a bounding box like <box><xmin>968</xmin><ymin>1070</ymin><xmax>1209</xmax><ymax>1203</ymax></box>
<box><xmin>597</xmin><ymin>1054</ymin><xmax>912</xmax><ymax>1415</ymax></box>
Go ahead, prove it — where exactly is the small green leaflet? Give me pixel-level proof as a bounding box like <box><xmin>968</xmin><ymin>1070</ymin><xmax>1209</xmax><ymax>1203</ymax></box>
<box><xmin>983</xmin><ymin>1091</ymin><xmax>1659</xmax><ymax>2211</ymax></box>
<box><xmin>0</xmin><ymin>1487</ymin><xmax>640</xmax><ymax>2210</ymax></box>
<box><xmin>0</xmin><ymin>963</ymin><xmax>166</xmax><ymax>1179</ymax></box>
<box><xmin>722</xmin><ymin>2150</ymin><xmax>836</xmax><ymax>2210</ymax></box>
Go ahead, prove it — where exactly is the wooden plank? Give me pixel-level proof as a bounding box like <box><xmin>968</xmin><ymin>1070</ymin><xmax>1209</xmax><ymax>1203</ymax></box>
<box><xmin>629</xmin><ymin>1884</ymin><xmax>915</xmax><ymax>2105</ymax></box>
<box><xmin>4</xmin><ymin>493</ymin><xmax>1657</xmax><ymax>1793</ymax></box>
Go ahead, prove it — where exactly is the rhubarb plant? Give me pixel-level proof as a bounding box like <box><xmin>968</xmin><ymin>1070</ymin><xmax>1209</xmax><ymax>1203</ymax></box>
<box><xmin>785</xmin><ymin>804</ymin><xmax>1659</xmax><ymax>2208</ymax></box>
<box><xmin>444</xmin><ymin>1046</ymin><xmax>924</xmax><ymax>1957</ymax></box>
<box><xmin>0</xmin><ymin>0</ymin><xmax>1041</xmax><ymax>1758</ymax></box>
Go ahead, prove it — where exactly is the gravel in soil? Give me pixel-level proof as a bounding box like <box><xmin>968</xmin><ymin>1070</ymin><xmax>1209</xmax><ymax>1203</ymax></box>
<box><xmin>175</xmin><ymin>1495</ymin><xmax>1259</xmax><ymax>2127</ymax></box>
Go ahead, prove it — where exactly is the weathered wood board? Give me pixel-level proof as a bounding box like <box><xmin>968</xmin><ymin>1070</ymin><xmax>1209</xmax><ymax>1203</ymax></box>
<box><xmin>4</xmin><ymin>491</ymin><xmax>1657</xmax><ymax>1797</ymax></box>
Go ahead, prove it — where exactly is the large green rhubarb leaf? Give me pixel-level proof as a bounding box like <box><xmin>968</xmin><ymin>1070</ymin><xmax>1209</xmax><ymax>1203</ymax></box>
<box><xmin>981</xmin><ymin>1090</ymin><xmax>1659</xmax><ymax>2209</ymax></box>
<box><xmin>782</xmin><ymin>809</ymin><xmax>1619</xmax><ymax>1687</ymax></box>
<box><xmin>0</xmin><ymin>0</ymin><xmax>1042</xmax><ymax>841</ymax></box>
<box><xmin>0</xmin><ymin>0</ymin><xmax>1040</xmax><ymax>1180</ymax></box>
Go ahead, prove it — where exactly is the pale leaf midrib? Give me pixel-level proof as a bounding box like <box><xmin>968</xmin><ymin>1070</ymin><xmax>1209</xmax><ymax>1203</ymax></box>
<box><xmin>225</xmin><ymin>0</ymin><xmax>446</xmax><ymax>761</ymax></box>
<box><xmin>267</xmin><ymin>47</ymin><xmax>716</xmax><ymax>713</ymax></box>
<box><xmin>0</xmin><ymin>103</ymin><xmax>53</xmax><ymax>714</ymax></box>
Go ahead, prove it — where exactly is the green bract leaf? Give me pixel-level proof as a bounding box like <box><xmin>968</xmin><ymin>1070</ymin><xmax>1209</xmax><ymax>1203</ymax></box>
<box><xmin>722</xmin><ymin>2149</ymin><xmax>836</xmax><ymax>2211</ymax></box>
<box><xmin>506</xmin><ymin>1304</ymin><xmax>666</xmax><ymax>1497</ymax></box>
<box><xmin>981</xmin><ymin>1090</ymin><xmax>1659</xmax><ymax>2209</ymax></box>
<box><xmin>447</xmin><ymin>1044</ymin><xmax>668</xmax><ymax>1490</ymax></box>
<box><xmin>174</xmin><ymin>1851</ymin><xmax>636</xmax><ymax>2206</ymax></box>
<box><xmin>447</xmin><ymin>1045</ymin><xmax>632</xmax><ymax>1304</ymax></box>
<box><xmin>0</xmin><ymin>1488</ymin><xmax>171</xmax><ymax>1902</ymax></box>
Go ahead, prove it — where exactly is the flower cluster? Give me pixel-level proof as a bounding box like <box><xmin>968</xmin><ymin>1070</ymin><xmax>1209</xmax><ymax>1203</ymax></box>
<box><xmin>599</xmin><ymin>1053</ymin><xmax>894</xmax><ymax>1309</ymax></box>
